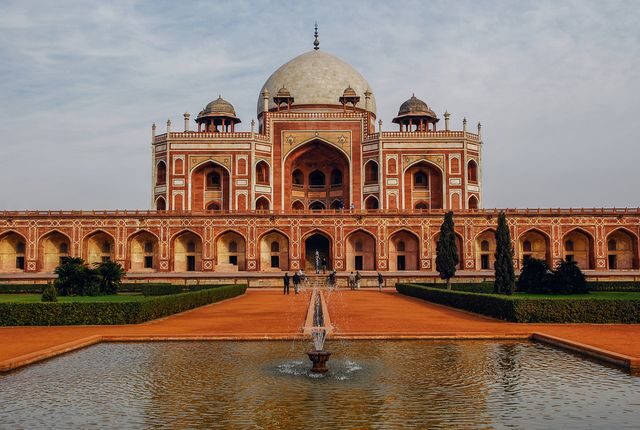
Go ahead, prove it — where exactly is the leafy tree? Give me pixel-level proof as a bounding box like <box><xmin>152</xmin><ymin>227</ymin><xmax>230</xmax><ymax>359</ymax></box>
<box><xmin>96</xmin><ymin>260</ymin><xmax>125</xmax><ymax>295</ymax></box>
<box><xmin>548</xmin><ymin>259</ymin><xmax>588</xmax><ymax>294</ymax></box>
<box><xmin>436</xmin><ymin>211</ymin><xmax>459</xmax><ymax>290</ymax></box>
<box><xmin>54</xmin><ymin>257</ymin><xmax>99</xmax><ymax>296</ymax></box>
<box><xmin>41</xmin><ymin>282</ymin><xmax>58</xmax><ymax>302</ymax></box>
<box><xmin>517</xmin><ymin>258</ymin><xmax>551</xmax><ymax>293</ymax></box>
<box><xmin>494</xmin><ymin>211</ymin><xmax>516</xmax><ymax>295</ymax></box>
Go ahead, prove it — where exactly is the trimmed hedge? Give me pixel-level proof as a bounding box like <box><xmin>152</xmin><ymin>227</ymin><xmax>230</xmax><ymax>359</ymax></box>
<box><xmin>140</xmin><ymin>284</ymin><xmax>183</xmax><ymax>296</ymax></box>
<box><xmin>418</xmin><ymin>282</ymin><xmax>494</xmax><ymax>294</ymax></box>
<box><xmin>589</xmin><ymin>281</ymin><xmax>640</xmax><ymax>292</ymax></box>
<box><xmin>0</xmin><ymin>284</ymin><xmax>247</xmax><ymax>326</ymax></box>
<box><xmin>397</xmin><ymin>283</ymin><xmax>640</xmax><ymax>323</ymax></box>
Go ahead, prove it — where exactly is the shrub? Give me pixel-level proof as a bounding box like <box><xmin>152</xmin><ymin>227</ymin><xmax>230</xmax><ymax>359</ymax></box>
<box><xmin>419</xmin><ymin>282</ymin><xmax>494</xmax><ymax>294</ymax></box>
<box><xmin>494</xmin><ymin>211</ymin><xmax>516</xmax><ymax>295</ymax></box>
<box><xmin>517</xmin><ymin>258</ymin><xmax>551</xmax><ymax>294</ymax></box>
<box><xmin>0</xmin><ymin>284</ymin><xmax>247</xmax><ymax>326</ymax></box>
<box><xmin>589</xmin><ymin>282</ymin><xmax>640</xmax><ymax>292</ymax></box>
<box><xmin>95</xmin><ymin>261</ymin><xmax>125</xmax><ymax>295</ymax></box>
<box><xmin>140</xmin><ymin>284</ymin><xmax>184</xmax><ymax>296</ymax></box>
<box><xmin>41</xmin><ymin>283</ymin><xmax>58</xmax><ymax>302</ymax></box>
<box><xmin>435</xmin><ymin>211</ymin><xmax>458</xmax><ymax>289</ymax></box>
<box><xmin>54</xmin><ymin>257</ymin><xmax>100</xmax><ymax>296</ymax></box>
<box><xmin>397</xmin><ymin>283</ymin><xmax>640</xmax><ymax>323</ymax></box>
<box><xmin>548</xmin><ymin>259</ymin><xmax>588</xmax><ymax>294</ymax></box>
<box><xmin>0</xmin><ymin>284</ymin><xmax>46</xmax><ymax>294</ymax></box>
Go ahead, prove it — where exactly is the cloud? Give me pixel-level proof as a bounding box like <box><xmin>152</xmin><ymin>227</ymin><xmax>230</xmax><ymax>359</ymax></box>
<box><xmin>0</xmin><ymin>0</ymin><xmax>638</xmax><ymax>209</ymax></box>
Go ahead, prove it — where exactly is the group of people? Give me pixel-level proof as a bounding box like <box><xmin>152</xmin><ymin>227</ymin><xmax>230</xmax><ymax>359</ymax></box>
<box><xmin>347</xmin><ymin>271</ymin><xmax>362</xmax><ymax>290</ymax></box>
<box><xmin>282</xmin><ymin>269</ymin><xmax>306</xmax><ymax>295</ymax></box>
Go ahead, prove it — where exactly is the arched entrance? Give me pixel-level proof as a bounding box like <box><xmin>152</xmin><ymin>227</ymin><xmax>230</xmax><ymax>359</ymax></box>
<box><xmin>304</xmin><ymin>232</ymin><xmax>331</xmax><ymax>271</ymax></box>
<box><xmin>259</xmin><ymin>231</ymin><xmax>289</xmax><ymax>271</ymax></box>
<box><xmin>190</xmin><ymin>161</ymin><xmax>230</xmax><ymax>211</ymax></box>
<box><xmin>84</xmin><ymin>231</ymin><xmax>115</xmax><ymax>265</ymax></box>
<box><xmin>345</xmin><ymin>230</ymin><xmax>376</xmax><ymax>271</ymax></box>
<box><xmin>389</xmin><ymin>230</ymin><xmax>419</xmax><ymax>271</ymax></box>
<box><xmin>172</xmin><ymin>231</ymin><xmax>202</xmax><ymax>272</ymax></box>
<box><xmin>38</xmin><ymin>231</ymin><xmax>71</xmax><ymax>272</ymax></box>
<box><xmin>284</xmin><ymin>140</ymin><xmax>350</xmax><ymax>210</ymax></box>
<box><xmin>216</xmin><ymin>231</ymin><xmax>246</xmax><ymax>271</ymax></box>
<box><xmin>404</xmin><ymin>161</ymin><xmax>443</xmax><ymax>210</ymax></box>
<box><xmin>128</xmin><ymin>230</ymin><xmax>159</xmax><ymax>271</ymax></box>
<box><xmin>0</xmin><ymin>232</ymin><xmax>26</xmax><ymax>273</ymax></box>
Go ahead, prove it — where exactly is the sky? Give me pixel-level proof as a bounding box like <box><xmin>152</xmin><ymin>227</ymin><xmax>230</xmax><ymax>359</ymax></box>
<box><xmin>0</xmin><ymin>0</ymin><xmax>639</xmax><ymax>210</ymax></box>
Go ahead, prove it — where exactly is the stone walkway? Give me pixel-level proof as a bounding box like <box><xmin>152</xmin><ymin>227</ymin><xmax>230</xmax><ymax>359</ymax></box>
<box><xmin>0</xmin><ymin>288</ymin><xmax>639</xmax><ymax>372</ymax></box>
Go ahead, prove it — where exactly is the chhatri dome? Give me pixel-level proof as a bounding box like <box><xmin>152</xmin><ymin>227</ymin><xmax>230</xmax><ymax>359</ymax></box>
<box><xmin>257</xmin><ymin>25</ymin><xmax>376</xmax><ymax>116</ymax></box>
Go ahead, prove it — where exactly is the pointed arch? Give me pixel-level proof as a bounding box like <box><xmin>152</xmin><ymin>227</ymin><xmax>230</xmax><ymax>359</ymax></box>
<box><xmin>0</xmin><ymin>230</ymin><xmax>27</xmax><ymax>273</ymax></box>
<box><xmin>127</xmin><ymin>229</ymin><xmax>160</xmax><ymax>271</ymax></box>
<box><xmin>474</xmin><ymin>228</ymin><xmax>496</xmax><ymax>270</ymax></box>
<box><xmin>38</xmin><ymin>230</ymin><xmax>72</xmax><ymax>272</ymax></box>
<box><xmin>302</xmin><ymin>229</ymin><xmax>334</xmax><ymax>272</ymax></box>
<box><xmin>468</xmin><ymin>195</ymin><xmax>479</xmax><ymax>210</ymax></box>
<box><xmin>403</xmin><ymin>159</ymin><xmax>444</xmax><ymax>210</ymax></box>
<box><xmin>215</xmin><ymin>229</ymin><xmax>246</xmax><ymax>271</ymax></box>
<box><xmin>83</xmin><ymin>229</ymin><xmax>116</xmax><ymax>265</ymax></box>
<box><xmin>364</xmin><ymin>195</ymin><xmax>379</xmax><ymax>210</ymax></box>
<box><xmin>155</xmin><ymin>196</ymin><xmax>166</xmax><ymax>211</ymax></box>
<box><xmin>156</xmin><ymin>160</ymin><xmax>167</xmax><ymax>186</ymax></box>
<box><xmin>189</xmin><ymin>159</ymin><xmax>231</xmax><ymax>211</ymax></box>
<box><xmin>171</xmin><ymin>229</ymin><xmax>203</xmax><ymax>272</ymax></box>
<box><xmin>256</xmin><ymin>196</ymin><xmax>271</xmax><ymax>211</ymax></box>
<box><xmin>605</xmin><ymin>228</ymin><xmax>639</xmax><ymax>270</ymax></box>
<box><xmin>562</xmin><ymin>228</ymin><xmax>595</xmax><ymax>269</ymax></box>
<box><xmin>389</xmin><ymin>228</ymin><xmax>420</xmax><ymax>271</ymax></box>
<box><xmin>364</xmin><ymin>160</ymin><xmax>379</xmax><ymax>185</ymax></box>
<box><xmin>258</xmin><ymin>229</ymin><xmax>290</xmax><ymax>271</ymax></box>
<box><xmin>517</xmin><ymin>228</ymin><xmax>551</xmax><ymax>266</ymax></box>
<box><xmin>345</xmin><ymin>229</ymin><xmax>377</xmax><ymax>271</ymax></box>
<box><xmin>467</xmin><ymin>159</ymin><xmax>478</xmax><ymax>183</ymax></box>
<box><xmin>255</xmin><ymin>160</ymin><xmax>270</xmax><ymax>185</ymax></box>
<box><xmin>292</xmin><ymin>200</ymin><xmax>305</xmax><ymax>211</ymax></box>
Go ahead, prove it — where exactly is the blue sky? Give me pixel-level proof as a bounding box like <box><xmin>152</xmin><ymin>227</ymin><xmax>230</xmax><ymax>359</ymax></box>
<box><xmin>0</xmin><ymin>0</ymin><xmax>639</xmax><ymax>209</ymax></box>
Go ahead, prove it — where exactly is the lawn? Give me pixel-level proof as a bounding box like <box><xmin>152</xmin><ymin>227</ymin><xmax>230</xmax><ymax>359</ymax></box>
<box><xmin>512</xmin><ymin>292</ymin><xmax>640</xmax><ymax>300</ymax></box>
<box><xmin>0</xmin><ymin>294</ymin><xmax>148</xmax><ymax>303</ymax></box>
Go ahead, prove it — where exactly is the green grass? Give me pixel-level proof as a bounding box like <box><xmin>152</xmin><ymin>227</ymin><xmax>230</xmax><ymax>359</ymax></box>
<box><xmin>0</xmin><ymin>294</ymin><xmax>148</xmax><ymax>304</ymax></box>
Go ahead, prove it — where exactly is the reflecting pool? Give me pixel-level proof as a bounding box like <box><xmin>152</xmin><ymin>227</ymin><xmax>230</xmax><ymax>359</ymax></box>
<box><xmin>0</xmin><ymin>341</ymin><xmax>639</xmax><ymax>429</ymax></box>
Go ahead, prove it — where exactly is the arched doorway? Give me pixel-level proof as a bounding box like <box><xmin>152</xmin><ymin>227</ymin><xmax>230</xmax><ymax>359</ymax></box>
<box><xmin>191</xmin><ymin>161</ymin><xmax>230</xmax><ymax>211</ymax></box>
<box><xmin>173</xmin><ymin>231</ymin><xmax>202</xmax><ymax>272</ymax></box>
<box><xmin>404</xmin><ymin>161</ymin><xmax>443</xmax><ymax>209</ymax></box>
<box><xmin>38</xmin><ymin>231</ymin><xmax>71</xmax><ymax>272</ymax></box>
<box><xmin>0</xmin><ymin>232</ymin><xmax>26</xmax><ymax>273</ymax></box>
<box><xmin>304</xmin><ymin>232</ymin><xmax>331</xmax><ymax>272</ymax></box>
<box><xmin>128</xmin><ymin>231</ymin><xmax>159</xmax><ymax>271</ymax></box>
<box><xmin>346</xmin><ymin>230</ymin><xmax>376</xmax><ymax>271</ymax></box>
<box><xmin>475</xmin><ymin>230</ymin><xmax>496</xmax><ymax>270</ymax></box>
<box><xmin>84</xmin><ymin>231</ymin><xmax>115</xmax><ymax>265</ymax></box>
<box><xmin>284</xmin><ymin>140</ymin><xmax>350</xmax><ymax>210</ymax></box>
<box><xmin>606</xmin><ymin>229</ymin><xmax>638</xmax><ymax>270</ymax></box>
<box><xmin>519</xmin><ymin>229</ymin><xmax>551</xmax><ymax>266</ymax></box>
<box><xmin>256</xmin><ymin>196</ymin><xmax>270</xmax><ymax>210</ymax></box>
<box><xmin>389</xmin><ymin>230</ymin><xmax>419</xmax><ymax>271</ymax></box>
<box><xmin>259</xmin><ymin>231</ymin><xmax>289</xmax><ymax>271</ymax></box>
<box><xmin>216</xmin><ymin>231</ymin><xmax>246</xmax><ymax>271</ymax></box>
<box><xmin>563</xmin><ymin>229</ymin><xmax>594</xmax><ymax>269</ymax></box>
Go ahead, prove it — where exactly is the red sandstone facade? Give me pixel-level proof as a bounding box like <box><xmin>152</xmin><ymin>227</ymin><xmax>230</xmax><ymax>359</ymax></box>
<box><xmin>0</xmin><ymin>44</ymin><xmax>638</xmax><ymax>279</ymax></box>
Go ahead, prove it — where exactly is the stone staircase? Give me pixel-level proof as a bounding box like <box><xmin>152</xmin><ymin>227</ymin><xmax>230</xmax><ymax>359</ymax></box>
<box><xmin>303</xmin><ymin>274</ymin><xmax>331</xmax><ymax>289</ymax></box>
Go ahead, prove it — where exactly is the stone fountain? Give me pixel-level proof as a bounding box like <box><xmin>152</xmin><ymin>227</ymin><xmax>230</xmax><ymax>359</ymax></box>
<box><xmin>306</xmin><ymin>288</ymin><xmax>331</xmax><ymax>373</ymax></box>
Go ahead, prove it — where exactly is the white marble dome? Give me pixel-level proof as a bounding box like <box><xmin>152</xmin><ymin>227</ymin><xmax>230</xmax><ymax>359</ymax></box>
<box><xmin>257</xmin><ymin>50</ymin><xmax>376</xmax><ymax>116</ymax></box>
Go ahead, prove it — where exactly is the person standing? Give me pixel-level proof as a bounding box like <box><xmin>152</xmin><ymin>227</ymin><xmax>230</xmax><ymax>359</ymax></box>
<box><xmin>355</xmin><ymin>271</ymin><xmax>361</xmax><ymax>289</ymax></box>
<box><xmin>283</xmin><ymin>272</ymin><xmax>290</xmax><ymax>295</ymax></box>
<box><xmin>293</xmin><ymin>272</ymin><xmax>300</xmax><ymax>294</ymax></box>
<box><xmin>348</xmin><ymin>272</ymin><xmax>355</xmax><ymax>290</ymax></box>
<box><xmin>377</xmin><ymin>272</ymin><xmax>384</xmax><ymax>292</ymax></box>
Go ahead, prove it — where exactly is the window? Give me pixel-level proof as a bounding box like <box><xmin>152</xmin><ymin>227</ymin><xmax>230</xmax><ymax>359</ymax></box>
<box><xmin>364</xmin><ymin>161</ymin><xmax>378</xmax><ymax>185</ymax></box>
<box><xmin>156</xmin><ymin>198</ymin><xmax>166</xmax><ymax>210</ymax></box>
<box><xmin>355</xmin><ymin>241</ymin><xmax>363</xmax><ymax>252</ymax></box>
<box><xmin>16</xmin><ymin>242</ymin><xmax>25</xmax><ymax>253</ymax></box>
<box><xmin>229</xmin><ymin>241</ymin><xmax>238</xmax><ymax>253</ymax></box>
<box><xmin>229</xmin><ymin>255</ymin><xmax>238</xmax><ymax>265</ymax></box>
<box><xmin>365</xmin><ymin>197</ymin><xmax>379</xmax><ymax>210</ymax></box>
<box><xmin>523</xmin><ymin>240</ymin><xmax>532</xmax><ymax>253</ymax></box>
<box><xmin>309</xmin><ymin>170</ymin><xmax>325</xmax><ymax>187</ymax></box>
<box><xmin>144</xmin><ymin>241</ymin><xmax>154</xmax><ymax>253</ymax></box>
<box><xmin>292</xmin><ymin>201</ymin><xmax>304</xmax><ymax>210</ymax></box>
<box><xmin>207</xmin><ymin>172</ymin><xmax>221</xmax><ymax>189</ymax></box>
<box><xmin>292</xmin><ymin>169</ymin><xmax>304</xmax><ymax>186</ymax></box>
<box><xmin>608</xmin><ymin>239</ymin><xmax>617</xmax><ymax>251</ymax></box>
<box><xmin>156</xmin><ymin>162</ymin><xmax>167</xmax><ymax>185</ymax></box>
<box><xmin>414</xmin><ymin>172</ymin><xmax>428</xmax><ymax>188</ymax></box>
<box><xmin>330</xmin><ymin>169</ymin><xmax>342</xmax><ymax>186</ymax></box>
<box><xmin>468</xmin><ymin>160</ymin><xmax>478</xmax><ymax>183</ymax></box>
<box><xmin>144</xmin><ymin>256</ymin><xmax>153</xmax><ymax>268</ymax></box>
<box><xmin>271</xmin><ymin>241</ymin><xmax>279</xmax><ymax>253</ymax></box>
<box><xmin>101</xmin><ymin>241</ymin><xmax>111</xmax><ymax>253</ymax></box>
<box><xmin>481</xmin><ymin>240</ymin><xmax>490</xmax><ymax>252</ymax></box>
<box><xmin>397</xmin><ymin>241</ymin><xmax>406</xmax><ymax>252</ymax></box>
<box><xmin>187</xmin><ymin>241</ymin><xmax>196</xmax><ymax>253</ymax></box>
<box><xmin>565</xmin><ymin>240</ymin><xmax>574</xmax><ymax>252</ymax></box>
<box><xmin>59</xmin><ymin>243</ymin><xmax>68</xmax><ymax>254</ymax></box>
<box><xmin>256</xmin><ymin>162</ymin><xmax>269</xmax><ymax>185</ymax></box>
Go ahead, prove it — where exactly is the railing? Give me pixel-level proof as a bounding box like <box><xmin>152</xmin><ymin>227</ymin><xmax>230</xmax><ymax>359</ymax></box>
<box><xmin>1</xmin><ymin>208</ymin><xmax>639</xmax><ymax>217</ymax></box>
<box><xmin>153</xmin><ymin>132</ymin><xmax>270</xmax><ymax>144</ymax></box>
<box><xmin>364</xmin><ymin>130</ymin><xmax>480</xmax><ymax>141</ymax></box>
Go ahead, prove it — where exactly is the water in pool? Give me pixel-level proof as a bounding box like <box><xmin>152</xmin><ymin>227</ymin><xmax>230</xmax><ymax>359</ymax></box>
<box><xmin>0</xmin><ymin>340</ymin><xmax>638</xmax><ymax>429</ymax></box>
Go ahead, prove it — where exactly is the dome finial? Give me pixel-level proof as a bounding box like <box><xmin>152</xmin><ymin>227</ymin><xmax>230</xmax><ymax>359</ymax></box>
<box><xmin>313</xmin><ymin>22</ymin><xmax>320</xmax><ymax>50</ymax></box>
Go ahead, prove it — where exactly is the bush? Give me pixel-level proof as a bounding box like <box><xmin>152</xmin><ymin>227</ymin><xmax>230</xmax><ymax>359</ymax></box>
<box><xmin>419</xmin><ymin>282</ymin><xmax>494</xmax><ymax>294</ymax></box>
<box><xmin>548</xmin><ymin>259</ymin><xmax>588</xmax><ymax>294</ymax></box>
<box><xmin>517</xmin><ymin>258</ymin><xmax>551</xmax><ymax>293</ymax></box>
<box><xmin>0</xmin><ymin>284</ymin><xmax>46</xmax><ymax>294</ymax></box>
<box><xmin>140</xmin><ymin>284</ymin><xmax>184</xmax><ymax>296</ymax></box>
<box><xmin>55</xmin><ymin>257</ymin><xmax>100</xmax><ymax>296</ymax></box>
<box><xmin>0</xmin><ymin>284</ymin><xmax>247</xmax><ymax>326</ymax></box>
<box><xmin>41</xmin><ymin>283</ymin><xmax>58</xmax><ymax>302</ymax></box>
<box><xmin>396</xmin><ymin>283</ymin><xmax>640</xmax><ymax>323</ymax></box>
<box><xmin>95</xmin><ymin>261</ymin><xmax>125</xmax><ymax>295</ymax></box>
<box><xmin>589</xmin><ymin>282</ymin><xmax>640</xmax><ymax>292</ymax></box>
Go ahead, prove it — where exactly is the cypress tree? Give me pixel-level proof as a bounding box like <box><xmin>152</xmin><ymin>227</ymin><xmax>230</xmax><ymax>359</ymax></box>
<box><xmin>494</xmin><ymin>211</ymin><xmax>516</xmax><ymax>295</ymax></box>
<box><xmin>436</xmin><ymin>211</ymin><xmax>459</xmax><ymax>290</ymax></box>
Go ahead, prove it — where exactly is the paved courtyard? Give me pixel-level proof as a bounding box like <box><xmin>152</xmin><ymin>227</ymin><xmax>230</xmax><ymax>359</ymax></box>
<box><xmin>0</xmin><ymin>288</ymin><xmax>638</xmax><ymax>372</ymax></box>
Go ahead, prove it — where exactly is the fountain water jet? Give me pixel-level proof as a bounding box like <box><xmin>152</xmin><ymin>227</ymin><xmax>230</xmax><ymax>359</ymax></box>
<box><xmin>306</xmin><ymin>288</ymin><xmax>331</xmax><ymax>373</ymax></box>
